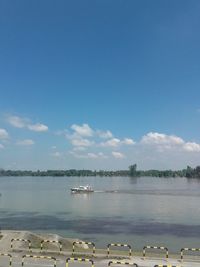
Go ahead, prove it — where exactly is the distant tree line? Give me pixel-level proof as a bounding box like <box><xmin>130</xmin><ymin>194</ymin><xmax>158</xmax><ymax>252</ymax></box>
<box><xmin>0</xmin><ymin>164</ymin><xmax>200</xmax><ymax>178</ymax></box>
<box><xmin>0</xmin><ymin>169</ymin><xmax>128</xmax><ymax>177</ymax></box>
<box><xmin>128</xmin><ymin>164</ymin><xmax>200</xmax><ymax>178</ymax></box>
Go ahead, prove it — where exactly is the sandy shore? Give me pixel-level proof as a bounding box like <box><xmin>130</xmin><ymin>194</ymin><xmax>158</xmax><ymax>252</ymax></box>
<box><xmin>0</xmin><ymin>230</ymin><xmax>88</xmax><ymax>252</ymax></box>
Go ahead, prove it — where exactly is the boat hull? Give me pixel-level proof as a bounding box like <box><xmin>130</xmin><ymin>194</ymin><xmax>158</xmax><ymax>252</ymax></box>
<box><xmin>71</xmin><ymin>189</ymin><xmax>94</xmax><ymax>193</ymax></box>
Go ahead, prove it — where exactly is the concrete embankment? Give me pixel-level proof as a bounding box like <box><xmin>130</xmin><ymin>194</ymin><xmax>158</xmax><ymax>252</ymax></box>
<box><xmin>0</xmin><ymin>231</ymin><xmax>199</xmax><ymax>267</ymax></box>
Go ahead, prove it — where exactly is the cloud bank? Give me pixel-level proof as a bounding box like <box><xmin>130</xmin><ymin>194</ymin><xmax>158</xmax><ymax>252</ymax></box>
<box><xmin>1</xmin><ymin>117</ymin><xmax>200</xmax><ymax>170</ymax></box>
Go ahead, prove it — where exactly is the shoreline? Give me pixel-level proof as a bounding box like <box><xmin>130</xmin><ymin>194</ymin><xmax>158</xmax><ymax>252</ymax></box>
<box><xmin>0</xmin><ymin>230</ymin><xmax>197</xmax><ymax>260</ymax></box>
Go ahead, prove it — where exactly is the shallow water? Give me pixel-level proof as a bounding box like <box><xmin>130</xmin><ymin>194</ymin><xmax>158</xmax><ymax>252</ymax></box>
<box><xmin>0</xmin><ymin>176</ymin><xmax>200</xmax><ymax>252</ymax></box>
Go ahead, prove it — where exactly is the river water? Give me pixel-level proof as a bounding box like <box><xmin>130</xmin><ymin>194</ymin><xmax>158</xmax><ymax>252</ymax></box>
<box><xmin>0</xmin><ymin>176</ymin><xmax>200</xmax><ymax>253</ymax></box>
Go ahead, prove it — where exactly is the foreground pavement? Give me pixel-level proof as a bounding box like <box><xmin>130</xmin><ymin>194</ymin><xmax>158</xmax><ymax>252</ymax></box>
<box><xmin>0</xmin><ymin>231</ymin><xmax>199</xmax><ymax>267</ymax></box>
<box><xmin>0</xmin><ymin>250</ymin><xmax>200</xmax><ymax>267</ymax></box>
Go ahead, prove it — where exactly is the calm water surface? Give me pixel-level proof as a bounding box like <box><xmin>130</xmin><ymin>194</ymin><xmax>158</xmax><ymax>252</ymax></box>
<box><xmin>0</xmin><ymin>176</ymin><xmax>200</xmax><ymax>252</ymax></box>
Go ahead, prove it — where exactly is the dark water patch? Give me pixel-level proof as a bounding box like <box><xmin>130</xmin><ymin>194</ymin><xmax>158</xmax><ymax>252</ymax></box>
<box><xmin>55</xmin><ymin>211</ymin><xmax>72</xmax><ymax>216</ymax></box>
<box><xmin>0</xmin><ymin>210</ymin><xmax>11</xmax><ymax>214</ymax></box>
<box><xmin>0</xmin><ymin>211</ymin><xmax>41</xmax><ymax>218</ymax></box>
<box><xmin>0</xmin><ymin>215</ymin><xmax>66</xmax><ymax>230</ymax></box>
<box><xmin>0</xmin><ymin>213</ymin><xmax>200</xmax><ymax>238</ymax></box>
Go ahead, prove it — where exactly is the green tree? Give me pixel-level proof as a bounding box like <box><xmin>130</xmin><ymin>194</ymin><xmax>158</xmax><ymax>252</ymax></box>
<box><xmin>186</xmin><ymin>166</ymin><xmax>194</xmax><ymax>178</ymax></box>
<box><xmin>129</xmin><ymin>164</ymin><xmax>137</xmax><ymax>177</ymax></box>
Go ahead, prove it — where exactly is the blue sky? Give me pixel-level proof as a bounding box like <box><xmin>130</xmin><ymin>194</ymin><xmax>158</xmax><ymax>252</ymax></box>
<box><xmin>0</xmin><ymin>0</ymin><xmax>200</xmax><ymax>170</ymax></box>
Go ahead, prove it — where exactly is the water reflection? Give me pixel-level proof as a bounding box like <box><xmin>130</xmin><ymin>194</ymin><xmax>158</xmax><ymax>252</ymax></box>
<box><xmin>71</xmin><ymin>194</ymin><xmax>93</xmax><ymax>203</ymax></box>
<box><xmin>128</xmin><ymin>177</ymin><xmax>139</xmax><ymax>184</ymax></box>
<box><xmin>186</xmin><ymin>177</ymin><xmax>200</xmax><ymax>183</ymax></box>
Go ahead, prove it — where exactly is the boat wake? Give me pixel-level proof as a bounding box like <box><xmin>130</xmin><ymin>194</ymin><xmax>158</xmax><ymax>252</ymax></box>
<box><xmin>94</xmin><ymin>190</ymin><xmax>118</xmax><ymax>193</ymax></box>
<box><xmin>92</xmin><ymin>189</ymin><xmax>200</xmax><ymax>196</ymax></box>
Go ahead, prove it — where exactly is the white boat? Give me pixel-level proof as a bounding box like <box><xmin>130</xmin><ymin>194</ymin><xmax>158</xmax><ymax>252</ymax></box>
<box><xmin>71</xmin><ymin>185</ymin><xmax>94</xmax><ymax>193</ymax></box>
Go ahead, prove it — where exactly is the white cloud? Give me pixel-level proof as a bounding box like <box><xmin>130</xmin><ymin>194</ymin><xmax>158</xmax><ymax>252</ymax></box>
<box><xmin>141</xmin><ymin>132</ymin><xmax>184</xmax><ymax>146</ymax></box>
<box><xmin>0</xmin><ymin>144</ymin><xmax>4</xmax><ymax>149</ymax></box>
<box><xmin>71</xmin><ymin>123</ymin><xmax>94</xmax><ymax>137</ymax></box>
<box><xmin>28</xmin><ymin>123</ymin><xmax>48</xmax><ymax>132</ymax></box>
<box><xmin>97</xmin><ymin>130</ymin><xmax>113</xmax><ymax>139</ymax></box>
<box><xmin>112</xmin><ymin>151</ymin><xmax>125</xmax><ymax>159</ymax></box>
<box><xmin>51</xmin><ymin>146</ymin><xmax>57</xmax><ymax>149</ymax></box>
<box><xmin>67</xmin><ymin>123</ymin><xmax>135</xmax><ymax>150</ymax></box>
<box><xmin>183</xmin><ymin>142</ymin><xmax>200</xmax><ymax>152</ymax></box>
<box><xmin>51</xmin><ymin>152</ymin><xmax>62</xmax><ymax>157</ymax></box>
<box><xmin>16</xmin><ymin>139</ymin><xmax>35</xmax><ymax>146</ymax></box>
<box><xmin>0</xmin><ymin>129</ymin><xmax>9</xmax><ymax>139</ymax></box>
<box><xmin>140</xmin><ymin>132</ymin><xmax>200</xmax><ymax>154</ymax></box>
<box><xmin>100</xmin><ymin>137</ymin><xmax>135</xmax><ymax>147</ymax></box>
<box><xmin>87</xmin><ymin>152</ymin><xmax>107</xmax><ymax>159</ymax></box>
<box><xmin>6</xmin><ymin>114</ymin><xmax>48</xmax><ymax>132</ymax></box>
<box><xmin>122</xmin><ymin>138</ymin><xmax>135</xmax><ymax>145</ymax></box>
<box><xmin>87</xmin><ymin>153</ymin><xmax>98</xmax><ymax>159</ymax></box>
<box><xmin>101</xmin><ymin>138</ymin><xmax>121</xmax><ymax>147</ymax></box>
<box><xmin>66</xmin><ymin>126</ymin><xmax>95</xmax><ymax>148</ymax></box>
<box><xmin>6</xmin><ymin>115</ymin><xmax>28</xmax><ymax>128</ymax></box>
<box><xmin>71</xmin><ymin>137</ymin><xmax>94</xmax><ymax>147</ymax></box>
<box><xmin>70</xmin><ymin>151</ymin><xmax>107</xmax><ymax>159</ymax></box>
